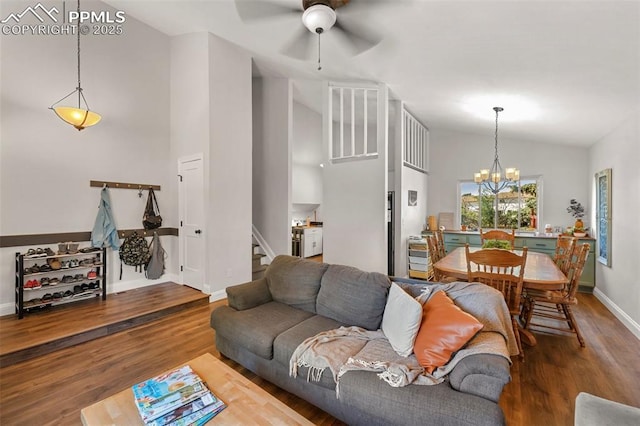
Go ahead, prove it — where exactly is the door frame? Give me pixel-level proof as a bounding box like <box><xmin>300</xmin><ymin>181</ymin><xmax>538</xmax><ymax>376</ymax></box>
<box><xmin>178</xmin><ymin>153</ymin><xmax>205</xmax><ymax>290</ymax></box>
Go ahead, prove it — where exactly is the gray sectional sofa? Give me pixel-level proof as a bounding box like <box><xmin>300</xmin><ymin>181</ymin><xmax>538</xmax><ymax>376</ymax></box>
<box><xmin>210</xmin><ymin>255</ymin><xmax>511</xmax><ymax>425</ymax></box>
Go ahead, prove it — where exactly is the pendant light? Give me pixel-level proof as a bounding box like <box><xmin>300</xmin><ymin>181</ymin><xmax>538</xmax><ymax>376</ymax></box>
<box><xmin>50</xmin><ymin>0</ymin><xmax>101</xmax><ymax>130</ymax></box>
<box><xmin>473</xmin><ymin>107</ymin><xmax>520</xmax><ymax>228</ymax></box>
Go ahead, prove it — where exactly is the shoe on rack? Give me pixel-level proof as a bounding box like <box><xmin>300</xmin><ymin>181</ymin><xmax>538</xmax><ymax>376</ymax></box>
<box><xmin>58</xmin><ymin>242</ymin><xmax>68</xmax><ymax>255</ymax></box>
<box><xmin>79</xmin><ymin>246</ymin><xmax>101</xmax><ymax>253</ymax></box>
<box><xmin>48</xmin><ymin>258</ymin><xmax>62</xmax><ymax>270</ymax></box>
<box><xmin>49</xmin><ymin>277</ymin><xmax>59</xmax><ymax>286</ymax></box>
<box><xmin>67</xmin><ymin>242</ymin><xmax>79</xmax><ymax>254</ymax></box>
<box><xmin>40</xmin><ymin>277</ymin><xmax>50</xmax><ymax>286</ymax></box>
<box><xmin>69</xmin><ymin>259</ymin><xmax>79</xmax><ymax>268</ymax></box>
<box><xmin>44</xmin><ymin>248</ymin><xmax>55</xmax><ymax>257</ymax></box>
<box><xmin>87</xmin><ymin>270</ymin><xmax>97</xmax><ymax>279</ymax></box>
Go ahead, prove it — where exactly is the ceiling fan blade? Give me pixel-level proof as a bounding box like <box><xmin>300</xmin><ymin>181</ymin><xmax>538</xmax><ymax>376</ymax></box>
<box><xmin>333</xmin><ymin>20</ymin><xmax>382</xmax><ymax>56</ymax></box>
<box><xmin>281</xmin><ymin>25</ymin><xmax>315</xmax><ymax>60</ymax></box>
<box><xmin>235</xmin><ymin>0</ymin><xmax>300</xmax><ymax>22</ymax></box>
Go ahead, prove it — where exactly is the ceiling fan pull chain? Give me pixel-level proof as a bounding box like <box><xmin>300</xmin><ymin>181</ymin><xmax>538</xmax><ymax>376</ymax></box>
<box><xmin>317</xmin><ymin>31</ymin><xmax>322</xmax><ymax>70</ymax></box>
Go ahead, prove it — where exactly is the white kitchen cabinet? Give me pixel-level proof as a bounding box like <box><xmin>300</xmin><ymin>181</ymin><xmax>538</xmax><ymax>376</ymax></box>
<box><xmin>303</xmin><ymin>227</ymin><xmax>323</xmax><ymax>258</ymax></box>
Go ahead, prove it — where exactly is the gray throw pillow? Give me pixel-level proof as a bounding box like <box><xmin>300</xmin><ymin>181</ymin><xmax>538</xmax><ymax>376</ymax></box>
<box><xmin>316</xmin><ymin>264</ymin><xmax>391</xmax><ymax>330</ymax></box>
<box><xmin>265</xmin><ymin>255</ymin><xmax>329</xmax><ymax>313</ymax></box>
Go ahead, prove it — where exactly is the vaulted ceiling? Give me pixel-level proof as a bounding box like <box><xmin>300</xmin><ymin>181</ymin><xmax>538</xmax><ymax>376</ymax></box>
<box><xmin>104</xmin><ymin>0</ymin><xmax>640</xmax><ymax>147</ymax></box>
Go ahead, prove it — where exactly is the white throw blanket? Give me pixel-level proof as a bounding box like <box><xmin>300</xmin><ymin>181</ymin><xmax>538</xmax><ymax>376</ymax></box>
<box><xmin>289</xmin><ymin>281</ymin><xmax>518</xmax><ymax>395</ymax></box>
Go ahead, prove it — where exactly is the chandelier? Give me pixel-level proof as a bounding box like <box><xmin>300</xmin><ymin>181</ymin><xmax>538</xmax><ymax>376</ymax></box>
<box><xmin>49</xmin><ymin>0</ymin><xmax>101</xmax><ymax>130</ymax></box>
<box><xmin>473</xmin><ymin>107</ymin><xmax>519</xmax><ymax>193</ymax></box>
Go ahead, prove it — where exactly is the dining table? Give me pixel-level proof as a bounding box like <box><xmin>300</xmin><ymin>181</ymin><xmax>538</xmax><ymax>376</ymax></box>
<box><xmin>432</xmin><ymin>246</ymin><xmax>569</xmax><ymax>346</ymax></box>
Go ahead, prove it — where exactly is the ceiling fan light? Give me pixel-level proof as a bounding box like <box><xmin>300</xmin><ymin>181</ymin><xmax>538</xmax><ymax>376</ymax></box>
<box><xmin>302</xmin><ymin>4</ymin><xmax>336</xmax><ymax>33</ymax></box>
<box><xmin>53</xmin><ymin>106</ymin><xmax>102</xmax><ymax>131</ymax></box>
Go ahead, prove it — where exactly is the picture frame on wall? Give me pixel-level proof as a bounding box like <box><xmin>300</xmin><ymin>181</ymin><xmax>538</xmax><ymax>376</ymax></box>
<box><xmin>408</xmin><ymin>190</ymin><xmax>417</xmax><ymax>206</ymax></box>
<box><xmin>595</xmin><ymin>168</ymin><xmax>612</xmax><ymax>267</ymax></box>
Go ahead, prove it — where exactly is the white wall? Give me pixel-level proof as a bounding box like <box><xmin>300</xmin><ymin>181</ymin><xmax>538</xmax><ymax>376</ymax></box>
<box><xmin>427</xmin><ymin>128</ymin><xmax>590</xmax><ymax>231</ymax></box>
<box><xmin>588</xmin><ymin>110</ymin><xmax>640</xmax><ymax>338</ymax></box>
<box><xmin>206</xmin><ymin>34</ymin><xmax>253</xmax><ymax>293</ymax></box>
<box><xmin>292</xmin><ymin>100</ymin><xmax>322</xmax><ymax>206</ymax></box>
<box><xmin>390</xmin><ymin>101</ymin><xmax>429</xmax><ymax>277</ymax></box>
<box><xmin>170</xmin><ymin>33</ymin><xmax>253</xmax><ymax>297</ymax></box>
<box><xmin>292</xmin><ymin>164</ymin><xmax>322</xmax><ymax>205</ymax></box>
<box><xmin>0</xmin><ymin>0</ymin><xmax>172</xmax><ymax>314</ymax></box>
<box><xmin>170</xmin><ymin>33</ymin><xmax>210</xmax><ymax>160</ymax></box>
<box><xmin>252</xmin><ymin>77</ymin><xmax>292</xmax><ymax>256</ymax></box>
<box><xmin>322</xmin><ymin>83</ymin><xmax>388</xmax><ymax>273</ymax></box>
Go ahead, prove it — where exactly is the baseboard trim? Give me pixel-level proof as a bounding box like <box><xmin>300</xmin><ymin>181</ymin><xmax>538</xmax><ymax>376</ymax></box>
<box><xmin>109</xmin><ymin>274</ymin><xmax>181</xmax><ymax>294</ymax></box>
<box><xmin>0</xmin><ymin>302</ymin><xmax>14</xmax><ymax>317</ymax></box>
<box><xmin>593</xmin><ymin>287</ymin><xmax>640</xmax><ymax>340</ymax></box>
<box><xmin>209</xmin><ymin>289</ymin><xmax>226</xmax><ymax>302</ymax></box>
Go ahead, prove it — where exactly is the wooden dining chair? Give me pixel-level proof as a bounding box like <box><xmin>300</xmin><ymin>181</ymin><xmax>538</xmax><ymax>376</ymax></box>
<box><xmin>428</xmin><ymin>234</ymin><xmax>457</xmax><ymax>283</ymax></box>
<box><xmin>465</xmin><ymin>244</ymin><xmax>528</xmax><ymax>359</ymax></box>
<box><xmin>522</xmin><ymin>243</ymin><xmax>590</xmax><ymax>347</ymax></box>
<box><xmin>480</xmin><ymin>228</ymin><xmax>516</xmax><ymax>250</ymax></box>
<box><xmin>554</xmin><ymin>235</ymin><xmax>576</xmax><ymax>275</ymax></box>
<box><xmin>434</xmin><ymin>229</ymin><xmax>447</xmax><ymax>259</ymax></box>
<box><xmin>426</xmin><ymin>235</ymin><xmax>441</xmax><ymax>263</ymax></box>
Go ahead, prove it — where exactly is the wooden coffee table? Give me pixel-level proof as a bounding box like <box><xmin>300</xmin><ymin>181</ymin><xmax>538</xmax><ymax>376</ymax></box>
<box><xmin>81</xmin><ymin>353</ymin><xmax>313</xmax><ymax>425</ymax></box>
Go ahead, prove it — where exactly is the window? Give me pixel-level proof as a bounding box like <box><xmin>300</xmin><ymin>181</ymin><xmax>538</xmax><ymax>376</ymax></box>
<box><xmin>458</xmin><ymin>176</ymin><xmax>542</xmax><ymax>231</ymax></box>
<box><xmin>595</xmin><ymin>168</ymin><xmax>612</xmax><ymax>266</ymax></box>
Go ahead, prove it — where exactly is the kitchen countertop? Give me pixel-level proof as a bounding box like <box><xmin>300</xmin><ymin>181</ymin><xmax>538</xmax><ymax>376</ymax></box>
<box><xmin>423</xmin><ymin>230</ymin><xmax>594</xmax><ymax>240</ymax></box>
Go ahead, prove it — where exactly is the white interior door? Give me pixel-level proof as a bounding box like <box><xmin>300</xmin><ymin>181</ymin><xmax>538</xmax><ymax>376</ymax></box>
<box><xmin>179</xmin><ymin>155</ymin><xmax>205</xmax><ymax>291</ymax></box>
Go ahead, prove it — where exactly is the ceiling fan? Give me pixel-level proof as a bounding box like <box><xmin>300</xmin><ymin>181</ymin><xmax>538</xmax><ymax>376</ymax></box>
<box><xmin>235</xmin><ymin>0</ymin><xmax>383</xmax><ymax>69</ymax></box>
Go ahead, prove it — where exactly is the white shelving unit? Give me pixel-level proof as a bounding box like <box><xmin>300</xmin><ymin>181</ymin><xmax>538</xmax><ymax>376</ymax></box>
<box><xmin>407</xmin><ymin>237</ymin><xmax>433</xmax><ymax>281</ymax></box>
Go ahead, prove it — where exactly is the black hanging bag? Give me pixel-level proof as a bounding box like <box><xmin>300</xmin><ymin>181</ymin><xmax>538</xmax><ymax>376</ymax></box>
<box><xmin>143</xmin><ymin>188</ymin><xmax>162</xmax><ymax>230</ymax></box>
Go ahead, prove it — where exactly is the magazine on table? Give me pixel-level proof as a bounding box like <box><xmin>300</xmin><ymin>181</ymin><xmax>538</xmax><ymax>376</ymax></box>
<box><xmin>137</xmin><ymin>381</ymin><xmax>211</xmax><ymax>423</ymax></box>
<box><xmin>147</xmin><ymin>391</ymin><xmax>226</xmax><ymax>426</ymax></box>
<box><xmin>164</xmin><ymin>399</ymin><xmax>226</xmax><ymax>426</ymax></box>
<box><xmin>132</xmin><ymin>364</ymin><xmax>227</xmax><ymax>425</ymax></box>
<box><xmin>132</xmin><ymin>365</ymin><xmax>209</xmax><ymax>423</ymax></box>
<box><xmin>133</xmin><ymin>365</ymin><xmax>202</xmax><ymax>407</ymax></box>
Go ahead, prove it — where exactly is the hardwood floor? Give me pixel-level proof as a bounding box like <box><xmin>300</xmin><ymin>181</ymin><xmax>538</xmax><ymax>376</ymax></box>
<box><xmin>0</xmin><ymin>282</ymin><xmax>209</xmax><ymax>367</ymax></box>
<box><xmin>0</xmin><ymin>289</ymin><xmax>638</xmax><ymax>426</ymax></box>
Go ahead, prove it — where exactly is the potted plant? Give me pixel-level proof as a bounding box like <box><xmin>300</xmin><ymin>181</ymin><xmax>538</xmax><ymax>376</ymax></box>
<box><xmin>567</xmin><ymin>199</ymin><xmax>586</xmax><ymax>234</ymax></box>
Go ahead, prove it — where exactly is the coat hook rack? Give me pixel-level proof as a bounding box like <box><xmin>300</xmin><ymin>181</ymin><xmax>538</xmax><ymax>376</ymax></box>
<box><xmin>119</xmin><ymin>229</ymin><xmax>153</xmax><ymax>239</ymax></box>
<box><xmin>90</xmin><ymin>180</ymin><xmax>161</xmax><ymax>191</ymax></box>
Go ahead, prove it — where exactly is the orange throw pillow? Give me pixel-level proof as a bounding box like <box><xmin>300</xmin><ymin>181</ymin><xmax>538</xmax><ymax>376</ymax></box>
<box><xmin>414</xmin><ymin>290</ymin><xmax>484</xmax><ymax>373</ymax></box>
